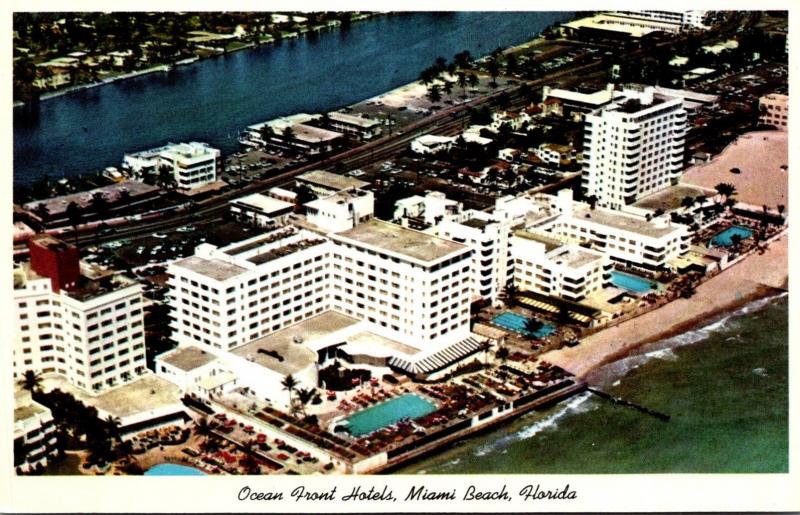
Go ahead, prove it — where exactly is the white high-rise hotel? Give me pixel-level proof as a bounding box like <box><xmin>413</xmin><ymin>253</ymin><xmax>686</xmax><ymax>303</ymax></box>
<box><xmin>582</xmin><ymin>86</ymin><xmax>687</xmax><ymax>210</ymax></box>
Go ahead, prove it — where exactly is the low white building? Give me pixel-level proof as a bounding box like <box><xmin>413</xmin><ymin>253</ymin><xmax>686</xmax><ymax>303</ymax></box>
<box><xmin>14</xmin><ymin>236</ymin><xmax>147</xmax><ymax>394</ymax></box>
<box><xmin>305</xmin><ymin>189</ymin><xmax>374</xmax><ymax>233</ymax></box>
<box><xmin>393</xmin><ymin>191</ymin><xmax>463</xmax><ymax>229</ymax></box>
<box><xmin>410</xmin><ymin>135</ymin><xmax>455</xmax><ymax>155</ymax></box>
<box><xmin>14</xmin><ymin>390</ymin><xmax>58</xmax><ymax>474</ymax></box>
<box><xmin>511</xmin><ymin>231</ymin><xmax>611</xmax><ymax>303</ymax></box>
<box><xmin>296</xmin><ymin>170</ymin><xmax>370</xmax><ymax>198</ymax></box>
<box><xmin>229</xmin><ymin>193</ymin><xmax>294</xmax><ymax>228</ymax></box>
<box><xmin>503</xmin><ymin>190</ymin><xmax>691</xmax><ymax>271</ymax></box>
<box><xmin>327</xmin><ymin>112</ymin><xmax>382</xmax><ymax>140</ymax></box>
<box><xmin>123</xmin><ymin>141</ymin><xmax>220</xmax><ymax>190</ymax></box>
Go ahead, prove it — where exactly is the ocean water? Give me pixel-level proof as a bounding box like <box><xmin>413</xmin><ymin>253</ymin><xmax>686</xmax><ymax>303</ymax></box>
<box><xmin>397</xmin><ymin>294</ymin><xmax>788</xmax><ymax>474</ymax></box>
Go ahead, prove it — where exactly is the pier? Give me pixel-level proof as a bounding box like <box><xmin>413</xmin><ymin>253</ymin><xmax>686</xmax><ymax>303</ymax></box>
<box><xmin>587</xmin><ymin>387</ymin><xmax>670</xmax><ymax>422</ymax></box>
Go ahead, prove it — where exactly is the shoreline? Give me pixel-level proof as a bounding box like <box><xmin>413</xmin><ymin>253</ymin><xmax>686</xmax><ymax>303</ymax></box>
<box><xmin>14</xmin><ymin>14</ymin><xmax>385</xmax><ymax>108</ymax></box>
<box><xmin>543</xmin><ymin>232</ymin><xmax>789</xmax><ymax>379</ymax></box>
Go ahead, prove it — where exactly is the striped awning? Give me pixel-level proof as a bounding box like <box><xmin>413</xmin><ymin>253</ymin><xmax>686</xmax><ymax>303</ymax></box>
<box><xmin>389</xmin><ymin>336</ymin><xmax>485</xmax><ymax>376</ymax></box>
<box><xmin>518</xmin><ymin>297</ymin><xmax>559</xmax><ymax>313</ymax></box>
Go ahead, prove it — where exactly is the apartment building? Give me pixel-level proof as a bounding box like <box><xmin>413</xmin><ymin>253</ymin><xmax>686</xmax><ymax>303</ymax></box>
<box><xmin>582</xmin><ymin>85</ymin><xmax>687</xmax><ymax>209</ymax></box>
<box><xmin>511</xmin><ymin>231</ymin><xmax>611</xmax><ymax>303</ymax></box>
<box><xmin>514</xmin><ymin>190</ymin><xmax>691</xmax><ymax>271</ymax></box>
<box><xmin>13</xmin><ymin>236</ymin><xmax>147</xmax><ymax>393</ymax></box>
<box><xmin>14</xmin><ymin>390</ymin><xmax>58</xmax><ymax>474</ymax></box>
<box><xmin>437</xmin><ymin>212</ymin><xmax>513</xmax><ymax>305</ymax></box>
<box><xmin>168</xmin><ymin>227</ymin><xmax>333</xmax><ymax>352</ymax></box>
<box><xmin>329</xmin><ymin>219</ymin><xmax>472</xmax><ymax>348</ymax></box>
<box><xmin>122</xmin><ymin>141</ymin><xmax>220</xmax><ymax>190</ymax></box>
<box><xmin>613</xmin><ymin>10</ymin><xmax>708</xmax><ymax>29</ymax></box>
<box><xmin>759</xmin><ymin>93</ymin><xmax>788</xmax><ymax>130</ymax></box>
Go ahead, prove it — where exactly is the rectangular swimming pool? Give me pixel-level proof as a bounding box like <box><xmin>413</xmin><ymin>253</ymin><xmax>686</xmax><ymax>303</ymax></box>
<box><xmin>709</xmin><ymin>225</ymin><xmax>753</xmax><ymax>247</ymax></box>
<box><xmin>343</xmin><ymin>394</ymin><xmax>436</xmax><ymax>437</ymax></box>
<box><xmin>610</xmin><ymin>270</ymin><xmax>658</xmax><ymax>294</ymax></box>
<box><xmin>492</xmin><ymin>312</ymin><xmax>556</xmax><ymax>338</ymax></box>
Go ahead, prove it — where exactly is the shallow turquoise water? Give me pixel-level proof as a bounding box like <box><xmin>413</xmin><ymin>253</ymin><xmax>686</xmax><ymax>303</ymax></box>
<box><xmin>145</xmin><ymin>463</ymin><xmax>206</xmax><ymax>476</ymax></box>
<box><xmin>492</xmin><ymin>312</ymin><xmax>556</xmax><ymax>338</ymax></box>
<box><xmin>345</xmin><ymin>394</ymin><xmax>436</xmax><ymax>437</ymax></box>
<box><xmin>709</xmin><ymin>226</ymin><xmax>753</xmax><ymax>247</ymax></box>
<box><xmin>398</xmin><ymin>295</ymin><xmax>788</xmax><ymax>474</ymax></box>
<box><xmin>610</xmin><ymin>270</ymin><xmax>658</xmax><ymax>293</ymax></box>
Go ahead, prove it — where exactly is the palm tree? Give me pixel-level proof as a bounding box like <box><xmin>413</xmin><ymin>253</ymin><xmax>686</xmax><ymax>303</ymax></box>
<box><xmin>442</xmin><ymin>80</ymin><xmax>454</xmax><ymax>96</ymax></box>
<box><xmin>524</xmin><ymin>317</ymin><xmax>544</xmax><ymax>338</ymax></box>
<box><xmin>18</xmin><ymin>370</ymin><xmax>42</xmax><ymax>393</ymax></box>
<box><xmin>296</xmin><ymin>387</ymin><xmax>315</xmax><ymax>418</ymax></box>
<box><xmin>486</xmin><ymin>57</ymin><xmax>500</xmax><ymax>87</ymax></box>
<box><xmin>478</xmin><ymin>339</ymin><xmax>493</xmax><ymax>365</ymax></box>
<box><xmin>192</xmin><ymin>416</ymin><xmax>217</xmax><ymax>442</ymax></box>
<box><xmin>281</xmin><ymin>374</ymin><xmax>298</xmax><ymax>413</ymax></box>
<box><xmin>427</xmin><ymin>83</ymin><xmax>442</xmax><ymax>104</ymax></box>
<box><xmin>104</xmin><ymin>415</ymin><xmax>122</xmax><ymax>443</ymax></box>
<box><xmin>777</xmin><ymin>204</ymin><xmax>785</xmax><ymax>223</ymax></box>
<box><xmin>467</xmin><ymin>73</ymin><xmax>479</xmax><ymax>90</ymax></box>
<box><xmin>156</xmin><ymin>165</ymin><xmax>176</xmax><ymax>191</ymax></box>
<box><xmin>90</xmin><ymin>192</ymin><xmax>110</xmax><ymax>243</ymax></box>
<box><xmin>282</xmin><ymin>125</ymin><xmax>295</xmax><ymax>142</ymax></box>
<box><xmin>259</xmin><ymin>124</ymin><xmax>276</xmax><ymax>145</ymax></box>
<box><xmin>495</xmin><ymin>346</ymin><xmax>510</xmax><ymax>364</ymax></box>
<box><xmin>714</xmin><ymin>182</ymin><xmax>737</xmax><ymax>204</ymax></box>
<box><xmin>456</xmin><ymin>71</ymin><xmax>467</xmax><ymax>99</ymax></box>
<box><xmin>730</xmin><ymin>233</ymin><xmax>743</xmax><ymax>251</ymax></box>
<box><xmin>499</xmin><ymin>281</ymin><xmax>518</xmax><ymax>306</ymax></box>
<box><xmin>65</xmin><ymin>201</ymin><xmax>83</xmax><ymax>246</ymax></box>
<box><xmin>680</xmin><ymin>195</ymin><xmax>696</xmax><ymax>212</ymax></box>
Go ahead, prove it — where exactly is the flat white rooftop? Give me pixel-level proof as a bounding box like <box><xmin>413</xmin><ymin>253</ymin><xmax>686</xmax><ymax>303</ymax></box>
<box><xmin>231</xmin><ymin>311</ymin><xmax>360</xmax><ymax>375</ymax></box>
<box><xmin>571</xmin><ymin>208</ymin><xmax>682</xmax><ymax>238</ymax></box>
<box><xmin>231</xmin><ymin>193</ymin><xmax>294</xmax><ymax>214</ymax></box>
<box><xmin>297</xmin><ymin>170</ymin><xmax>369</xmax><ymax>191</ymax></box>
<box><xmin>172</xmin><ymin>255</ymin><xmax>248</xmax><ymax>281</ymax></box>
<box><xmin>334</xmin><ymin>219</ymin><xmax>468</xmax><ymax>263</ymax></box>
<box><xmin>328</xmin><ymin>111</ymin><xmax>380</xmax><ymax>128</ymax></box>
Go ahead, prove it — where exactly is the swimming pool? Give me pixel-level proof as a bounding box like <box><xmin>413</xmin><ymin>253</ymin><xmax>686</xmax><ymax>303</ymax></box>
<box><xmin>610</xmin><ymin>271</ymin><xmax>658</xmax><ymax>294</ymax></box>
<box><xmin>144</xmin><ymin>463</ymin><xmax>206</xmax><ymax>476</ymax></box>
<box><xmin>709</xmin><ymin>225</ymin><xmax>753</xmax><ymax>247</ymax></box>
<box><xmin>491</xmin><ymin>312</ymin><xmax>556</xmax><ymax>338</ymax></box>
<box><xmin>343</xmin><ymin>394</ymin><xmax>436</xmax><ymax>437</ymax></box>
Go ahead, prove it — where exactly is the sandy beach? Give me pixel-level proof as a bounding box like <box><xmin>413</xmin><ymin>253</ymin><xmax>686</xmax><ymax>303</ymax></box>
<box><xmin>543</xmin><ymin>232</ymin><xmax>789</xmax><ymax>378</ymax></box>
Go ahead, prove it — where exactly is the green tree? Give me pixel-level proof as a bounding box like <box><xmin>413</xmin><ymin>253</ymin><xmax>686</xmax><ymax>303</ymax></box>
<box><xmin>486</xmin><ymin>57</ymin><xmax>500</xmax><ymax>86</ymax></box>
<box><xmin>456</xmin><ymin>71</ymin><xmax>468</xmax><ymax>98</ymax></box>
<box><xmin>18</xmin><ymin>370</ymin><xmax>43</xmax><ymax>393</ymax></box>
<box><xmin>467</xmin><ymin>73</ymin><xmax>479</xmax><ymax>90</ymax></box>
<box><xmin>65</xmin><ymin>201</ymin><xmax>83</xmax><ymax>247</ymax></box>
<box><xmin>714</xmin><ymin>182</ymin><xmax>737</xmax><ymax>203</ymax></box>
<box><xmin>495</xmin><ymin>346</ymin><xmax>510</xmax><ymax>364</ymax></box>
<box><xmin>427</xmin><ymin>83</ymin><xmax>442</xmax><ymax>103</ymax></box>
<box><xmin>281</xmin><ymin>374</ymin><xmax>298</xmax><ymax>413</ymax></box>
<box><xmin>524</xmin><ymin>317</ymin><xmax>544</xmax><ymax>339</ymax></box>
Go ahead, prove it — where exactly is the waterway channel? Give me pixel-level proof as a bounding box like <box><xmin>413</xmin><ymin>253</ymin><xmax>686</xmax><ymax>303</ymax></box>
<box><xmin>13</xmin><ymin>12</ymin><xmax>572</xmax><ymax>187</ymax></box>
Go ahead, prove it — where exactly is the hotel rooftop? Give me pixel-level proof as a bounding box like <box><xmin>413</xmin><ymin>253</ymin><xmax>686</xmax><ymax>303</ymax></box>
<box><xmin>172</xmin><ymin>255</ymin><xmax>247</xmax><ymax>281</ymax></box>
<box><xmin>297</xmin><ymin>170</ymin><xmax>370</xmax><ymax>192</ymax></box>
<box><xmin>571</xmin><ymin>207</ymin><xmax>681</xmax><ymax>238</ymax></box>
<box><xmin>333</xmin><ymin>219</ymin><xmax>468</xmax><ymax>263</ymax></box>
<box><xmin>231</xmin><ymin>311</ymin><xmax>358</xmax><ymax>375</ymax></box>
